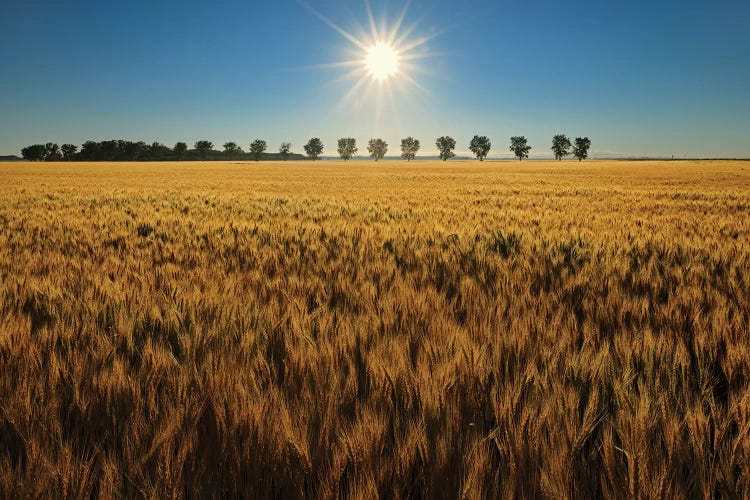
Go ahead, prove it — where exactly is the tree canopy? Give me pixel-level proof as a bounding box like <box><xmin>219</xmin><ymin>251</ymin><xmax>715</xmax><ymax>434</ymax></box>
<box><xmin>21</xmin><ymin>144</ymin><xmax>46</xmax><ymax>161</ymax></box>
<box><xmin>400</xmin><ymin>137</ymin><xmax>420</xmax><ymax>161</ymax></box>
<box><xmin>173</xmin><ymin>142</ymin><xmax>187</xmax><ymax>161</ymax></box>
<box><xmin>279</xmin><ymin>142</ymin><xmax>292</xmax><ymax>161</ymax></box>
<box><xmin>19</xmin><ymin>139</ymin><xmax>304</xmax><ymax>161</ymax></box>
<box><xmin>469</xmin><ymin>135</ymin><xmax>491</xmax><ymax>161</ymax></box>
<box><xmin>304</xmin><ymin>138</ymin><xmax>324</xmax><ymax>161</ymax></box>
<box><xmin>223</xmin><ymin>142</ymin><xmax>242</xmax><ymax>159</ymax></box>
<box><xmin>436</xmin><ymin>136</ymin><xmax>456</xmax><ymax>161</ymax></box>
<box><xmin>61</xmin><ymin>144</ymin><xmax>77</xmax><ymax>161</ymax></box>
<box><xmin>337</xmin><ymin>138</ymin><xmax>358</xmax><ymax>162</ymax></box>
<box><xmin>510</xmin><ymin>136</ymin><xmax>531</xmax><ymax>161</ymax></box>
<box><xmin>44</xmin><ymin>143</ymin><xmax>63</xmax><ymax>161</ymax></box>
<box><xmin>367</xmin><ymin>139</ymin><xmax>388</xmax><ymax>161</ymax></box>
<box><xmin>194</xmin><ymin>141</ymin><xmax>213</xmax><ymax>161</ymax></box>
<box><xmin>551</xmin><ymin>135</ymin><xmax>572</xmax><ymax>160</ymax></box>
<box><xmin>573</xmin><ymin>137</ymin><xmax>592</xmax><ymax>161</ymax></box>
<box><xmin>249</xmin><ymin>140</ymin><xmax>267</xmax><ymax>161</ymax></box>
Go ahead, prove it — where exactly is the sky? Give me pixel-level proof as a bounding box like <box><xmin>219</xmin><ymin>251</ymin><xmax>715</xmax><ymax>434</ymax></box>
<box><xmin>1</xmin><ymin>0</ymin><xmax>749</xmax><ymax>158</ymax></box>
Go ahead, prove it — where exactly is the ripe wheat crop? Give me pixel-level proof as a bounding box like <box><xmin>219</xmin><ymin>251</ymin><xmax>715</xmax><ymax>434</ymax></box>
<box><xmin>1</xmin><ymin>160</ymin><xmax>749</xmax><ymax>498</ymax></box>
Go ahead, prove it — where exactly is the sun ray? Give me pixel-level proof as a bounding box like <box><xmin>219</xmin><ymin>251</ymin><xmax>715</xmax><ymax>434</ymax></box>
<box><xmin>324</xmin><ymin>67</ymin><xmax>368</xmax><ymax>90</ymax></box>
<box><xmin>400</xmin><ymin>72</ymin><xmax>429</xmax><ymax>94</ymax></box>
<box><xmin>397</xmin><ymin>77</ymin><xmax>435</xmax><ymax>114</ymax></box>
<box><xmin>344</xmin><ymin>73</ymin><xmax>370</xmax><ymax>98</ymax></box>
<box><xmin>364</xmin><ymin>0</ymin><xmax>380</xmax><ymax>43</ymax></box>
<box><xmin>298</xmin><ymin>1</ymin><xmax>369</xmax><ymax>51</ymax></box>
<box><xmin>329</xmin><ymin>73</ymin><xmax>371</xmax><ymax>116</ymax></box>
<box><xmin>379</xmin><ymin>12</ymin><xmax>388</xmax><ymax>45</ymax></box>
<box><xmin>396</xmin><ymin>34</ymin><xmax>437</xmax><ymax>54</ymax></box>
<box><xmin>399</xmin><ymin>51</ymin><xmax>447</xmax><ymax>62</ymax></box>
<box><xmin>295</xmin><ymin>60</ymin><xmax>364</xmax><ymax>71</ymax></box>
<box><xmin>384</xmin><ymin>79</ymin><xmax>402</xmax><ymax>133</ymax></box>
<box><xmin>392</xmin><ymin>23</ymin><xmax>418</xmax><ymax>49</ymax></box>
<box><xmin>388</xmin><ymin>0</ymin><xmax>411</xmax><ymax>45</ymax></box>
<box><xmin>375</xmin><ymin>78</ymin><xmax>383</xmax><ymax>127</ymax></box>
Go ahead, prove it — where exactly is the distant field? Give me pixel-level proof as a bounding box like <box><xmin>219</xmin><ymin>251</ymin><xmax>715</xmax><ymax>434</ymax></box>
<box><xmin>1</xmin><ymin>160</ymin><xmax>749</xmax><ymax>497</ymax></box>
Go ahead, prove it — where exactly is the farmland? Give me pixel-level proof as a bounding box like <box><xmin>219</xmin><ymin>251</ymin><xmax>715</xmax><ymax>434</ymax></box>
<box><xmin>1</xmin><ymin>160</ymin><xmax>749</xmax><ymax>497</ymax></box>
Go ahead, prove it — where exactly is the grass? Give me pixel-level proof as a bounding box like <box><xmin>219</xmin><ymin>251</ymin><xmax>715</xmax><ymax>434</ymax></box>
<box><xmin>0</xmin><ymin>160</ymin><xmax>749</xmax><ymax>497</ymax></box>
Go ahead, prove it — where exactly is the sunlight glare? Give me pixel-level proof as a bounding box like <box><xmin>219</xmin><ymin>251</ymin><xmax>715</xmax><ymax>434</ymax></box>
<box><xmin>364</xmin><ymin>43</ymin><xmax>400</xmax><ymax>81</ymax></box>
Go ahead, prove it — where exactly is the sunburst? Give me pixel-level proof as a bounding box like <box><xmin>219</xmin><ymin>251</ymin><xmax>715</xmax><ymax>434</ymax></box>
<box><xmin>300</xmin><ymin>0</ymin><xmax>440</xmax><ymax>116</ymax></box>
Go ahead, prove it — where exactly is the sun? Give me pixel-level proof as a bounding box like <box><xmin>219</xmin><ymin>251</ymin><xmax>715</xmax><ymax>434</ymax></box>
<box><xmin>301</xmin><ymin>0</ymin><xmax>442</xmax><ymax>120</ymax></box>
<box><xmin>364</xmin><ymin>42</ymin><xmax>400</xmax><ymax>81</ymax></box>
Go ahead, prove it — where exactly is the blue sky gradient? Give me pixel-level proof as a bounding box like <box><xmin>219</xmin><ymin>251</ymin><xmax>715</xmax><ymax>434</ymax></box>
<box><xmin>1</xmin><ymin>0</ymin><xmax>748</xmax><ymax>157</ymax></box>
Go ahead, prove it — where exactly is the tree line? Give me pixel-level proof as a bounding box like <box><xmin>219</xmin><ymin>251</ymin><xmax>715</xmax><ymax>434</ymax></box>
<box><xmin>334</xmin><ymin>134</ymin><xmax>590</xmax><ymax>161</ymax></box>
<box><xmin>20</xmin><ymin>140</ymin><xmax>304</xmax><ymax>162</ymax></box>
<box><xmin>20</xmin><ymin>135</ymin><xmax>591</xmax><ymax>162</ymax></box>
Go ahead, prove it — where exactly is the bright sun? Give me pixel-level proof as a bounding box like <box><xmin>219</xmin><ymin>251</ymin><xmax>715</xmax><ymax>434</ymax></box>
<box><xmin>364</xmin><ymin>43</ymin><xmax>400</xmax><ymax>81</ymax></box>
<box><xmin>301</xmin><ymin>1</ymin><xmax>440</xmax><ymax>112</ymax></box>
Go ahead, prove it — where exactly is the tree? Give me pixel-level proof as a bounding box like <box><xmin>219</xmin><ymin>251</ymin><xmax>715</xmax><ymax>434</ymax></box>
<box><xmin>173</xmin><ymin>142</ymin><xmax>187</xmax><ymax>161</ymax></box>
<box><xmin>79</xmin><ymin>141</ymin><xmax>100</xmax><ymax>161</ymax></box>
<box><xmin>436</xmin><ymin>136</ymin><xmax>456</xmax><ymax>161</ymax></box>
<box><xmin>44</xmin><ymin>143</ymin><xmax>62</xmax><ymax>161</ymax></box>
<box><xmin>469</xmin><ymin>135</ymin><xmax>491</xmax><ymax>161</ymax></box>
<box><xmin>573</xmin><ymin>137</ymin><xmax>592</xmax><ymax>161</ymax></box>
<box><xmin>367</xmin><ymin>139</ymin><xmax>388</xmax><ymax>161</ymax></box>
<box><xmin>400</xmin><ymin>137</ymin><xmax>420</xmax><ymax>161</ymax></box>
<box><xmin>337</xmin><ymin>138</ymin><xmax>357</xmax><ymax>162</ymax></box>
<box><xmin>279</xmin><ymin>142</ymin><xmax>292</xmax><ymax>161</ymax></box>
<box><xmin>551</xmin><ymin>134</ymin><xmax>572</xmax><ymax>160</ymax></box>
<box><xmin>249</xmin><ymin>139</ymin><xmax>267</xmax><ymax>161</ymax></box>
<box><xmin>223</xmin><ymin>142</ymin><xmax>242</xmax><ymax>159</ymax></box>
<box><xmin>304</xmin><ymin>138</ymin><xmax>324</xmax><ymax>161</ymax></box>
<box><xmin>509</xmin><ymin>136</ymin><xmax>531</xmax><ymax>161</ymax></box>
<box><xmin>147</xmin><ymin>142</ymin><xmax>171</xmax><ymax>161</ymax></box>
<box><xmin>194</xmin><ymin>140</ymin><xmax>213</xmax><ymax>161</ymax></box>
<box><xmin>21</xmin><ymin>144</ymin><xmax>46</xmax><ymax>161</ymax></box>
<box><xmin>122</xmin><ymin>141</ymin><xmax>146</xmax><ymax>161</ymax></box>
<box><xmin>61</xmin><ymin>144</ymin><xmax>78</xmax><ymax>161</ymax></box>
<box><xmin>99</xmin><ymin>140</ymin><xmax>119</xmax><ymax>160</ymax></box>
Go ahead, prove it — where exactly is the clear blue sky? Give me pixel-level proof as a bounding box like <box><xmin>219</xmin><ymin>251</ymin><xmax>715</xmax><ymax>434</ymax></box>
<box><xmin>1</xmin><ymin>0</ymin><xmax>748</xmax><ymax>158</ymax></box>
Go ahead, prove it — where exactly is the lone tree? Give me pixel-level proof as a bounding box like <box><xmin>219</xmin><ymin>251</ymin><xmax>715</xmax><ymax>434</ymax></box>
<box><xmin>400</xmin><ymin>137</ymin><xmax>420</xmax><ymax>161</ymax></box>
<box><xmin>469</xmin><ymin>135</ymin><xmax>491</xmax><ymax>161</ymax></box>
<box><xmin>436</xmin><ymin>136</ymin><xmax>456</xmax><ymax>161</ymax></box>
<box><xmin>509</xmin><ymin>136</ymin><xmax>531</xmax><ymax>161</ymax></box>
<box><xmin>173</xmin><ymin>142</ymin><xmax>187</xmax><ymax>161</ymax></box>
<box><xmin>304</xmin><ymin>138</ymin><xmax>324</xmax><ymax>161</ymax></box>
<box><xmin>337</xmin><ymin>138</ymin><xmax>357</xmax><ymax>162</ymax></box>
<box><xmin>367</xmin><ymin>138</ymin><xmax>388</xmax><ymax>161</ymax></box>
<box><xmin>61</xmin><ymin>144</ymin><xmax>78</xmax><ymax>161</ymax></box>
<box><xmin>21</xmin><ymin>144</ymin><xmax>46</xmax><ymax>161</ymax></box>
<box><xmin>249</xmin><ymin>139</ymin><xmax>267</xmax><ymax>161</ymax></box>
<box><xmin>279</xmin><ymin>142</ymin><xmax>292</xmax><ymax>161</ymax></box>
<box><xmin>194</xmin><ymin>140</ymin><xmax>213</xmax><ymax>161</ymax></box>
<box><xmin>223</xmin><ymin>142</ymin><xmax>242</xmax><ymax>159</ymax></box>
<box><xmin>551</xmin><ymin>134</ymin><xmax>572</xmax><ymax>160</ymax></box>
<box><xmin>573</xmin><ymin>137</ymin><xmax>592</xmax><ymax>161</ymax></box>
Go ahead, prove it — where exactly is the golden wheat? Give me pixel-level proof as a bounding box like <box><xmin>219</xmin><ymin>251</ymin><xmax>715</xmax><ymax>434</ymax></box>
<box><xmin>0</xmin><ymin>160</ymin><xmax>748</xmax><ymax>498</ymax></box>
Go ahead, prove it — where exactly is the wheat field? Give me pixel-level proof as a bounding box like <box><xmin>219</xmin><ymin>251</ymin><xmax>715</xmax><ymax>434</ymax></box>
<box><xmin>1</xmin><ymin>160</ymin><xmax>749</xmax><ymax>498</ymax></box>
